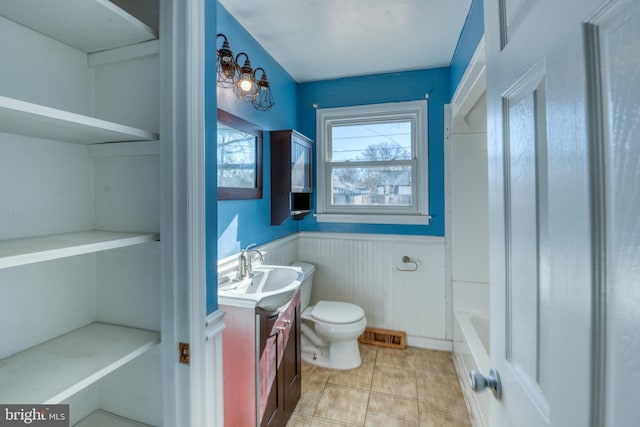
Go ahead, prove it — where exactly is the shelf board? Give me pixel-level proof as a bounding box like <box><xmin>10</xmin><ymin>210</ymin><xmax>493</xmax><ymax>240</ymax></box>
<box><xmin>0</xmin><ymin>322</ymin><xmax>160</xmax><ymax>404</ymax></box>
<box><xmin>0</xmin><ymin>0</ymin><xmax>157</xmax><ymax>53</ymax></box>
<box><xmin>75</xmin><ymin>410</ymin><xmax>152</xmax><ymax>427</ymax></box>
<box><xmin>0</xmin><ymin>96</ymin><xmax>159</xmax><ymax>144</ymax></box>
<box><xmin>0</xmin><ymin>230</ymin><xmax>159</xmax><ymax>270</ymax></box>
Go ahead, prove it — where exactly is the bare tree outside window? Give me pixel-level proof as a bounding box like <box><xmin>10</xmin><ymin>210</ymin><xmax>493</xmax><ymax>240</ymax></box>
<box><xmin>331</xmin><ymin>123</ymin><xmax>413</xmax><ymax>207</ymax></box>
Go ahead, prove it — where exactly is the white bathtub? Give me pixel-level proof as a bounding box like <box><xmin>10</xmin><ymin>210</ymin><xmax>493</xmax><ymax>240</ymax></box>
<box><xmin>453</xmin><ymin>311</ymin><xmax>490</xmax><ymax>427</ymax></box>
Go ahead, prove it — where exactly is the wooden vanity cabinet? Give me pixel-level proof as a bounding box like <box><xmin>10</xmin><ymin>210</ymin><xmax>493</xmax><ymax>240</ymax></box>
<box><xmin>271</xmin><ymin>130</ymin><xmax>313</xmax><ymax>225</ymax></box>
<box><xmin>222</xmin><ymin>291</ymin><xmax>301</xmax><ymax>427</ymax></box>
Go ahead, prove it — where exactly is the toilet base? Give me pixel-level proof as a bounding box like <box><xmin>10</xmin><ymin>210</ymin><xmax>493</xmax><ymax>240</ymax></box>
<box><xmin>301</xmin><ymin>334</ymin><xmax>361</xmax><ymax>370</ymax></box>
<box><xmin>329</xmin><ymin>339</ymin><xmax>362</xmax><ymax>370</ymax></box>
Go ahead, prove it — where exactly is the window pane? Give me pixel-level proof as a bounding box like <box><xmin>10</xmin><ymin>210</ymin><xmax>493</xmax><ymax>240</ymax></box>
<box><xmin>331</xmin><ymin>166</ymin><xmax>412</xmax><ymax>206</ymax></box>
<box><xmin>217</xmin><ymin>123</ymin><xmax>257</xmax><ymax>188</ymax></box>
<box><xmin>331</xmin><ymin>121</ymin><xmax>412</xmax><ymax>162</ymax></box>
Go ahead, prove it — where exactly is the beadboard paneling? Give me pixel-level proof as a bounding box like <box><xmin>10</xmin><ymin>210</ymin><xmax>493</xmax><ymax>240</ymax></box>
<box><xmin>298</xmin><ymin>232</ymin><xmax>446</xmax><ymax>342</ymax></box>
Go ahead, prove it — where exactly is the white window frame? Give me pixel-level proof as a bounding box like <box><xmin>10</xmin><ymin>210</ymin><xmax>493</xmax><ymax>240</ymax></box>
<box><xmin>315</xmin><ymin>100</ymin><xmax>430</xmax><ymax>225</ymax></box>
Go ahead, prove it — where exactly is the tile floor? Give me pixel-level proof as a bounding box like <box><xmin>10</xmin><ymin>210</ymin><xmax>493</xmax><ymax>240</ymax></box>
<box><xmin>286</xmin><ymin>344</ymin><xmax>471</xmax><ymax>427</ymax></box>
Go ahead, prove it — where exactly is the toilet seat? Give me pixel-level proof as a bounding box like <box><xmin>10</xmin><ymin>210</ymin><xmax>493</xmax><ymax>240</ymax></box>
<box><xmin>310</xmin><ymin>301</ymin><xmax>365</xmax><ymax>324</ymax></box>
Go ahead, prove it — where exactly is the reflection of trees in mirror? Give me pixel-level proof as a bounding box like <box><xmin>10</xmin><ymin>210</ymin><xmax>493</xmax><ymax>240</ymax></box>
<box><xmin>217</xmin><ymin>124</ymin><xmax>256</xmax><ymax>188</ymax></box>
<box><xmin>216</xmin><ymin>108</ymin><xmax>263</xmax><ymax>200</ymax></box>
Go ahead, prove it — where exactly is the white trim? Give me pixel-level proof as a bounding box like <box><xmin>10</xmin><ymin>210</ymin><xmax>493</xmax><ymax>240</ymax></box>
<box><xmin>298</xmin><ymin>231</ymin><xmax>444</xmax><ymax>244</ymax></box>
<box><xmin>316</xmin><ymin>100</ymin><xmax>430</xmax><ymax>222</ymax></box>
<box><xmin>159</xmin><ymin>0</ymin><xmax>182</xmax><ymax>425</ymax></box>
<box><xmin>205</xmin><ymin>310</ymin><xmax>226</xmax><ymax>340</ymax></box>
<box><xmin>205</xmin><ymin>310</ymin><xmax>226</xmax><ymax>427</ymax></box>
<box><xmin>314</xmin><ymin>213</ymin><xmax>431</xmax><ymax>225</ymax></box>
<box><xmin>406</xmin><ymin>336</ymin><xmax>453</xmax><ymax>351</ymax></box>
<box><xmin>185</xmin><ymin>0</ymin><xmax>208</xmax><ymax>426</ymax></box>
<box><xmin>450</xmin><ymin>37</ymin><xmax>486</xmax><ymax>133</ymax></box>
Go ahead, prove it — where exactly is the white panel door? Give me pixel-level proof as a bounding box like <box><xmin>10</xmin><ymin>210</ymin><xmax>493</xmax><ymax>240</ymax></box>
<box><xmin>483</xmin><ymin>0</ymin><xmax>638</xmax><ymax>425</ymax></box>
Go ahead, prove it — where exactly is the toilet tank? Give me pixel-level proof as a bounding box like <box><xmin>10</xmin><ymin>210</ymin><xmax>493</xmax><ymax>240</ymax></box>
<box><xmin>291</xmin><ymin>261</ymin><xmax>315</xmax><ymax>311</ymax></box>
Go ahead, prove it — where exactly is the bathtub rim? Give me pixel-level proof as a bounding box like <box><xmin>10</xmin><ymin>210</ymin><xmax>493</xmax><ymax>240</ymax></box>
<box><xmin>453</xmin><ymin>310</ymin><xmax>491</xmax><ymax>427</ymax></box>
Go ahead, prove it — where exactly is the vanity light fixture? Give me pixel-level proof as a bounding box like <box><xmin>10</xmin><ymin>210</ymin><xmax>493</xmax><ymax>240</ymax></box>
<box><xmin>233</xmin><ymin>52</ymin><xmax>258</xmax><ymax>101</ymax></box>
<box><xmin>216</xmin><ymin>33</ymin><xmax>236</xmax><ymax>88</ymax></box>
<box><xmin>252</xmin><ymin>68</ymin><xmax>275</xmax><ymax>111</ymax></box>
<box><xmin>215</xmin><ymin>33</ymin><xmax>275</xmax><ymax>111</ymax></box>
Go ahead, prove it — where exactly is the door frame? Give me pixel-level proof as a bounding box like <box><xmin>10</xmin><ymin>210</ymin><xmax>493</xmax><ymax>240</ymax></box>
<box><xmin>160</xmin><ymin>0</ymin><xmax>220</xmax><ymax>425</ymax></box>
<box><xmin>447</xmin><ymin>36</ymin><xmax>488</xmax><ymax>427</ymax></box>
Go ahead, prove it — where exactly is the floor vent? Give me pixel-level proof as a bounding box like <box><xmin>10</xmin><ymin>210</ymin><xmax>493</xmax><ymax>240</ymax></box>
<box><xmin>359</xmin><ymin>327</ymin><xmax>406</xmax><ymax>349</ymax></box>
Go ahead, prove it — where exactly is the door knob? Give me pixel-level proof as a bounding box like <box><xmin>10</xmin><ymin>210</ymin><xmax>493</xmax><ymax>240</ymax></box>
<box><xmin>469</xmin><ymin>368</ymin><xmax>502</xmax><ymax>400</ymax></box>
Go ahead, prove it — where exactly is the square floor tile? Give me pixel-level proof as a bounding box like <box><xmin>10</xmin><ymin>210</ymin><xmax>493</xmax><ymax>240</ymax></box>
<box><xmin>314</xmin><ymin>384</ymin><xmax>369</xmax><ymax>425</ymax></box>
<box><xmin>329</xmin><ymin>362</ymin><xmax>374</xmax><ymax>390</ymax></box>
<box><xmin>309</xmin><ymin>418</ymin><xmax>358</xmax><ymax>427</ymax></box>
<box><xmin>365</xmin><ymin>392</ymin><xmax>419</xmax><ymax>426</ymax></box>
<box><xmin>418</xmin><ymin>399</ymin><xmax>471</xmax><ymax>427</ymax></box>
<box><xmin>413</xmin><ymin>349</ymin><xmax>456</xmax><ymax>375</ymax></box>
<box><xmin>303</xmin><ymin>361</ymin><xmax>333</xmax><ymax>384</ymax></box>
<box><xmin>371</xmin><ymin>365</ymin><xmax>417</xmax><ymax>398</ymax></box>
<box><xmin>360</xmin><ymin>344</ymin><xmax>378</xmax><ymax>364</ymax></box>
<box><xmin>295</xmin><ymin>381</ymin><xmax>326</xmax><ymax>416</ymax></box>
<box><xmin>287</xmin><ymin>413</ymin><xmax>312</xmax><ymax>427</ymax></box>
<box><xmin>375</xmin><ymin>347</ymin><xmax>416</xmax><ymax>370</ymax></box>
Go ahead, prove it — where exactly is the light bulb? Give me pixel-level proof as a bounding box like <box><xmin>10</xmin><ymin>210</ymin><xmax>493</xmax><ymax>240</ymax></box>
<box><xmin>240</xmin><ymin>77</ymin><xmax>253</xmax><ymax>92</ymax></box>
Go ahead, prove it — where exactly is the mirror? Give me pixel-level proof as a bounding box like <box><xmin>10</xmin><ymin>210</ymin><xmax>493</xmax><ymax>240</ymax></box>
<box><xmin>217</xmin><ymin>109</ymin><xmax>263</xmax><ymax>200</ymax></box>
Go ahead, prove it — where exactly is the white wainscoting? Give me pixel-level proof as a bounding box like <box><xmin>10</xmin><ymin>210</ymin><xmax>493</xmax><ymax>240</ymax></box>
<box><xmin>298</xmin><ymin>232</ymin><xmax>448</xmax><ymax>350</ymax></box>
<box><xmin>205</xmin><ymin>310</ymin><xmax>225</xmax><ymax>427</ymax></box>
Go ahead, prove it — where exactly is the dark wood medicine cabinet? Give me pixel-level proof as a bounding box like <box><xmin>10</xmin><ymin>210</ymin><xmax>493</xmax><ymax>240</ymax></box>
<box><xmin>271</xmin><ymin>129</ymin><xmax>313</xmax><ymax>225</ymax></box>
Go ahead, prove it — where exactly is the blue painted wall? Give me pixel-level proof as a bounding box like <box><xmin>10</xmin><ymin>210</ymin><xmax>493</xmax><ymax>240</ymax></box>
<box><xmin>296</xmin><ymin>69</ymin><xmax>450</xmax><ymax>236</ymax></box>
<box><xmin>208</xmin><ymin>2</ymin><xmax>485</xmax><ymax>311</ymax></box>
<box><xmin>449</xmin><ymin>0</ymin><xmax>484</xmax><ymax>98</ymax></box>
<box><xmin>215</xmin><ymin>4</ymin><xmax>299</xmax><ymax>260</ymax></box>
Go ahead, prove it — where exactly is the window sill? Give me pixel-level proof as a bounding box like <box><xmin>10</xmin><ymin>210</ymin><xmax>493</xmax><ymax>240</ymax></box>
<box><xmin>314</xmin><ymin>213</ymin><xmax>431</xmax><ymax>225</ymax></box>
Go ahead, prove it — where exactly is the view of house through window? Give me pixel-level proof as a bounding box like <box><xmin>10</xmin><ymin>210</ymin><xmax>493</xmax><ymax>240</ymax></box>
<box><xmin>331</xmin><ymin>121</ymin><xmax>413</xmax><ymax>207</ymax></box>
<box><xmin>316</xmin><ymin>100</ymin><xmax>430</xmax><ymax>224</ymax></box>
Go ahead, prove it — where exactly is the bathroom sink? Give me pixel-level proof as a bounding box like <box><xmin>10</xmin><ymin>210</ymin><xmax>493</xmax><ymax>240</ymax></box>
<box><xmin>218</xmin><ymin>265</ymin><xmax>303</xmax><ymax>311</ymax></box>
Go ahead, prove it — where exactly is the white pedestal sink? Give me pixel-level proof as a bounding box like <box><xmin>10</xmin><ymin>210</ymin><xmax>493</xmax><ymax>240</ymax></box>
<box><xmin>218</xmin><ymin>265</ymin><xmax>303</xmax><ymax>311</ymax></box>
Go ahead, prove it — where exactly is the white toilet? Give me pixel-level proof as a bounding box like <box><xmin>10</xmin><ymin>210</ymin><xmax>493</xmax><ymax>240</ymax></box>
<box><xmin>292</xmin><ymin>261</ymin><xmax>367</xmax><ymax>370</ymax></box>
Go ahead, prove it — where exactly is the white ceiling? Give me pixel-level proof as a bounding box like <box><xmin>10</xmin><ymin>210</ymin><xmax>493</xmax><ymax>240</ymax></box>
<box><xmin>218</xmin><ymin>0</ymin><xmax>473</xmax><ymax>83</ymax></box>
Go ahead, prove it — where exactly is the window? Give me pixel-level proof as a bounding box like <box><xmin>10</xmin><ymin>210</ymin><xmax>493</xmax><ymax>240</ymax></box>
<box><xmin>316</xmin><ymin>100</ymin><xmax>430</xmax><ymax>224</ymax></box>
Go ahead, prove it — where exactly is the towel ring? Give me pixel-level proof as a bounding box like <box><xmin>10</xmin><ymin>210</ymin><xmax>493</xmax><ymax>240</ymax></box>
<box><xmin>397</xmin><ymin>255</ymin><xmax>418</xmax><ymax>272</ymax></box>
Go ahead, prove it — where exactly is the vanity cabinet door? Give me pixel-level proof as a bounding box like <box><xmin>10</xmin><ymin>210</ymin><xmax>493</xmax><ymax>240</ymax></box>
<box><xmin>258</xmin><ymin>291</ymin><xmax>301</xmax><ymax>427</ymax></box>
<box><xmin>282</xmin><ymin>300</ymin><xmax>301</xmax><ymax>415</ymax></box>
<box><xmin>260</xmin><ymin>330</ymin><xmax>283</xmax><ymax>427</ymax></box>
<box><xmin>259</xmin><ymin>311</ymin><xmax>282</xmax><ymax>427</ymax></box>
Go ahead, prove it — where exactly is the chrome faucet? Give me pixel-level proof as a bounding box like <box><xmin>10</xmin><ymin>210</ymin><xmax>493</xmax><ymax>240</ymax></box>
<box><xmin>236</xmin><ymin>243</ymin><xmax>264</xmax><ymax>280</ymax></box>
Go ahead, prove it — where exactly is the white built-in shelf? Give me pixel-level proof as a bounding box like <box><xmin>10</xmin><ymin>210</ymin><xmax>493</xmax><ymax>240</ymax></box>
<box><xmin>75</xmin><ymin>410</ymin><xmax>152</xmax><ymax>427</ymax></box>
<box><xmin>0</xmin><ymin>322</ymin><xmax>160</xmax><ymax>404</ymax></box>
<box><xmin>0</xmin><ymin>96</ymin><xmax>159</xmax><ymax>144</ymax></box>
<box><xmin>0</xmin><ymin>0</ymin><xmax>157</xmax><ymax>53</ymax></box>
<box><xmin>0</xmin><ymin>230</ymin><xmax>159</xmax><ymax>270</ymax></box>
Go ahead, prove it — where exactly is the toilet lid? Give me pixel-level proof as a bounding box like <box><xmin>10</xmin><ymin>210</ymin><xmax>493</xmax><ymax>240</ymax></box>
<box><xmin>312</xmin><ymin>301</ymin><xmax>364</xmax><ymax>324</ymax></box>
